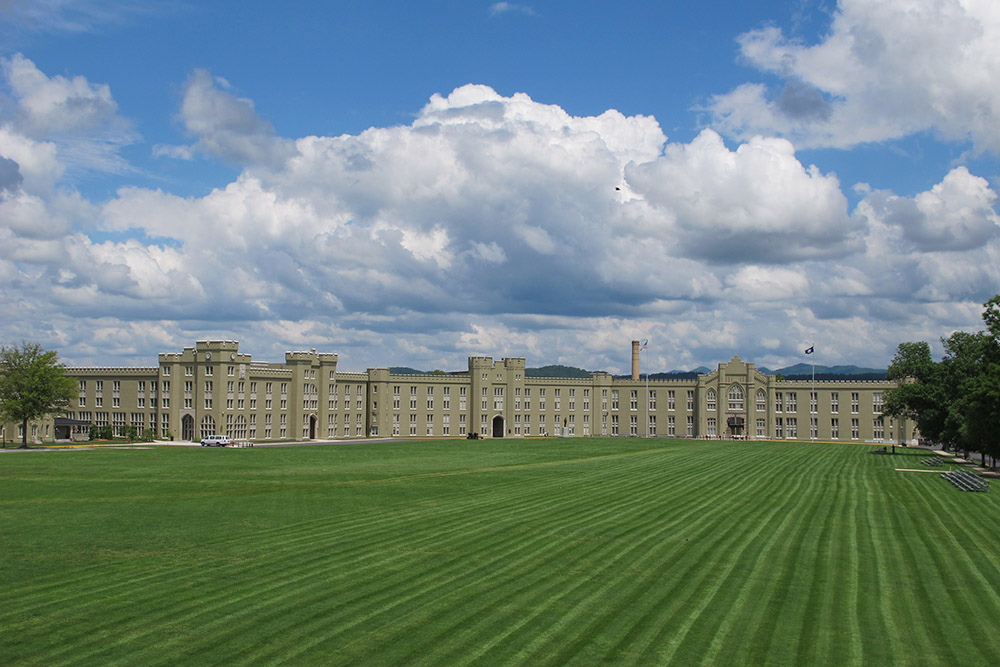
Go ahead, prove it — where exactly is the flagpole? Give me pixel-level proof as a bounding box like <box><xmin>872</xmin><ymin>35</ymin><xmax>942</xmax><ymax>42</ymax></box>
<box><xmin>645</xmin><ymin>353</ymin><xmax>649</xmax><ymax>438</ymax></box>
<box><xmin>811</xmin><ymin>345</ymin><xmax>815</xmax><ymax>441</ymax></box>
<box><xmin>640</xmin><ymin>339</ymin><xmax>649</xmax><ymax>437</ymax></box>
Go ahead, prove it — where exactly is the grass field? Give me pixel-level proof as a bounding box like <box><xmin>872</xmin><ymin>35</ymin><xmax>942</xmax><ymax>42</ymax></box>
<box><xmin>2</xmin><ymin>438</ymin><xmax>1000</xmax><ymax>666</ymax></box>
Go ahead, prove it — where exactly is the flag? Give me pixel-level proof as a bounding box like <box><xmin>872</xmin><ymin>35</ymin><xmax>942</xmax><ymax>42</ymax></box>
<box><xmin>640</xmin><ymin>339</ymin><xmax>648</xmax><ymax>351</ymax></box>
<box><xmin>804</xmin><ymin>346</ymin><xmax>814</xmax><ymax>355</ymax></box>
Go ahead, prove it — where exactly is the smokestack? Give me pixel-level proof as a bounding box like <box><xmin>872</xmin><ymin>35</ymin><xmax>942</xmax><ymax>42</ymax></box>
<box><xmin>631</xmin><ymin>340</ymin><xmax>640</xmax><ymax>380</ymax></box>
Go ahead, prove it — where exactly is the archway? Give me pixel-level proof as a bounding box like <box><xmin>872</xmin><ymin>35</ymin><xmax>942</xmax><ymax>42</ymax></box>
<box><xmin>309</xmin><ymin>415</ymin><xmax>317</xmax><ymax>439</ymax></box>
<box><xmin>492</xmin><ymin>415</ymin><xmax>504</xmax><ymax>438</ymax></box>
<box><xmin>182</xmin><ymin>414</ymin><xmax>194</xmax><ymax>441</ymax></box>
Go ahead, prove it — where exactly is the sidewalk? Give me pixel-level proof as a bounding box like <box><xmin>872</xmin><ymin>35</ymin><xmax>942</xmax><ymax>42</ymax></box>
<box><xmin>934</xmin><ymin>449</ymin><xmax>1000</xmax><ymax>478</ymax></box>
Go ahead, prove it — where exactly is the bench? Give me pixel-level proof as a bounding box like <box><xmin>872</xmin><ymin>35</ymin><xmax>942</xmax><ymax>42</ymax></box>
<box><xmin>941</xmin><ymin>469</ymin><xmax>989</xmax><ymax>492</ymax></box>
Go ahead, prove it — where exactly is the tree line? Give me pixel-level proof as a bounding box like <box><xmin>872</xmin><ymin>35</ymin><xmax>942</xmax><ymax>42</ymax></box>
<box><xmin>884</xmin><ymin>295</ymin><xmax>1000</xmax><ymax>465</ymax></box>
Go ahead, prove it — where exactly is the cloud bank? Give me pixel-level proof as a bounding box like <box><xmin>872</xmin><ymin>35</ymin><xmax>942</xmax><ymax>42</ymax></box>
<box><xmin>708</xmin><ymin>0</ymin><xmax>1000</xmax><ymax>153</ymax></box>
<box><xmin>1</xmin><ymin>49</ymin><xmax>998</xmax><ymax>373</ymax></box>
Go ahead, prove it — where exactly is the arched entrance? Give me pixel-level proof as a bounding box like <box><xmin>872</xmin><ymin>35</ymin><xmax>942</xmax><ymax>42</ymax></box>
<box><xmin>492</xmin><ymin>415</ymin><xmax>504</xmax><ymax>438</ymax></box>
<box><xmin>182</xmin><ymin>414</ymin><xmax>194</xmax><ymax>441</ymax></box>
<box><xmin>309</xmin><ymin>415</ymin><xmax>317</xmax><ymax>439</ymax></box>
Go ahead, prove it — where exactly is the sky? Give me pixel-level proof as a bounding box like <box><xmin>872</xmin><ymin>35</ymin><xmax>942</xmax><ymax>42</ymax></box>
<box><xmin>1</xmin><ymin>0</ymin><xmax>999</xmax><ymax>374</ymax></box>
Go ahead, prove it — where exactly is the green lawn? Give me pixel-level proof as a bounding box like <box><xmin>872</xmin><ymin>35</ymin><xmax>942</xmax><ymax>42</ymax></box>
<box><xmin>1</xmin><ymin>439</ymin><xmax>999</xmax><ymax>666</ymax></box>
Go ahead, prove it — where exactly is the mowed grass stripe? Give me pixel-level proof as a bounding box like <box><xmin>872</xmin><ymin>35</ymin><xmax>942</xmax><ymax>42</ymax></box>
<box><xmin>692</xmin><ymin>444</ymin><xmax>833</xmax><ymax>666</ymax></box>
<box><xmin>5</xmin><ymin>440</ymin><xmax>1000</xmax><ymax>665</ymax></box>
<box><xmin>389</xmin><ymin>446</ymin><xmax>757</xmax><ymax>665</ymax></box>
<box><xmin>223</xmin><ymin>451</ymin><xmax>696</xmax><ymax>664</ymax></box>
<box><xmin>889</xmin><ymin>472</ymin><xmax>1000</xmax><ymax>664</ymax></box>
<box><xmin>384</xmin><ymin>456</ymin><xmax>723</xmax><ymax>665</ymax></box>
<box><xmin>646</xmin><ymin>443</ymin><xmax>834</xmax><ymax>666</ymax></box>
<box><xmin>59</xmin><ymin>448</ymin><xmax>684</xmax><ymax>664</ymax></box>
<box><xmin>480</xmin><ymin>440</ymin><xmax>816</xmax><ymax>664</ymax></box>
<box><xmin>25</xmin><ymin>466</ymin><xmax>620</xmax><ymax>664</ymax></box>
<box><xmin>4</xmin><ymin>446</ymin><xmax>659</xmax><ymax>627</ymax></box>
<box><xmin>533</xmin><ymin>444</ymin><xmax>824</xmax><ymax>665</ymax></box>
<box><xmin>209</xmin><ymin>446</ymin><xmax>728</xmax><ymax>664</ymax></box>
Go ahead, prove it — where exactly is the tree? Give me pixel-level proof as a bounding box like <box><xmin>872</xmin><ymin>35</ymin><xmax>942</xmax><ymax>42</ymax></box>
<box><xmin>0</xmin><ymin>343</ymin><xmax>77</xmax><ymax>448</ymax></box>
<box><xmin>884</xmin><ymin>342</ymin><xmax>944</xmax><ymax>453</ymax></box>
<box><xmin>884</xmin><ymin>296</ymin><xmax>1000</xmax><ymax>464</ymax></box>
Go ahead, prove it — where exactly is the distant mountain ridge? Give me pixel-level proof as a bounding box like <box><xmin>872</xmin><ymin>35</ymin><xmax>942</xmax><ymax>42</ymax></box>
<box><xmin>389</xmin><ymin>363</ymin><xmax>886</xmax><ymax>380</ymax></box>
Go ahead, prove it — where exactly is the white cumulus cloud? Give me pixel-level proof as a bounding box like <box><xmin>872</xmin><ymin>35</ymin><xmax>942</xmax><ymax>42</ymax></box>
<box><xmin>708</xmin><ymin>0</ymin><xmax>1000</xmax><ymax>153</ymax></box>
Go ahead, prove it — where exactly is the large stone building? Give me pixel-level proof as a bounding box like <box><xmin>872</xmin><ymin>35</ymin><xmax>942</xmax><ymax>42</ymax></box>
<box><xmin>2</xmin><ymin>340</ymin><xmax>910</xmax><ymax>445</ymax></box>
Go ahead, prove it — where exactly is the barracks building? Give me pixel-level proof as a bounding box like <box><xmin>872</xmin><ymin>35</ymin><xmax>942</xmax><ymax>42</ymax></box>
<box><xmin>3</xmin><ymin>340</ymin><xmax>911</xmax><ymax>446</ymax></box>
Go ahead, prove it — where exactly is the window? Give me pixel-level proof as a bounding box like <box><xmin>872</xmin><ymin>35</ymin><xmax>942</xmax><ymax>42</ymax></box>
<box><xmin>786</xmin><ymin>392</ymin><xmax>797</xmax><ymax>413</ymax></box>
<box><xmin>756</xmin><ymin>389</ymin><xmax>766</xmax><ymax>412</ymax></box>
<box><xmin>611</xmin><ymin>414</ymin><xmax>619</xmax><ymax>435</ymax></box>
<box><xmin>162</xmin><ymin>366</ymin><xmax>170</xmax><ymax>376</ymax></box>
<box><xmin>707</xmin><ymin>418</ymin><xmax>717</xmax><ymax>437</ymax></box>
<box><xmin>874</xmin><ymin>417</ymin><xmax>884</xmax><ymax>441</ymax></box>
<box><xmin>539</xmin><ymin>388</ymin><xmax>546</xmax><ymax>412</ymax></box>
<box><xmin>227</xmin><ymin>366</ymin><xmax>234</xmax><ymax>376</ymax></box>
<box><xmin>810</xmin><ymin>392</ymin><xmax>818</xmax><ymax>414</ymax></box>
<box><xmin>630</xmin><ymin>390</ymin><xmax>638</xmax><ymax>411</ymax></box>
<box><xmin>523</xmin><ymin>388</ymin><xmax>530</xmax><ymax>411</ymax></box>
<box><xmin>728</xmin><ymin>384</ymin><xmax>744</xmax><ymax>411</ymax></box>
<box><xmin>831</xmin><ymin>392</ymin><xmax>839</xmax><ymax>414</ymax></box>
<box><xmin>200</xmin><ymin>415</ymin><xmax>216</xmax><ymax>439</ymax></box>
<box><xmin>787</xmin><ymin>418</ymin><xmax>797</xmax><ymax>438</ymax></box>
<box><xmin>706</xmin><ymin>389</ymin><xmax>717</xmax><ymax>411</ymax></box>
<box><xmin>629</xmin><ymin>414</ymin><xmax>638</xmax><ymax>435</ymax></box>
<box><xmin>185</xmin><ymin>366</ymin><xmax>193</xmax><ymax>376</ymax></box>
<box><xmin>648</xmin><ymin>415</ymin><xmax>656</xmax><ymax>435</ymax></box>
<box><xmin>756</xmin><ymin>418</ymin><xmax>765</xmax><ymax>438</ymax></box>
<box><xmin>775</xmin><ymin>417</ymin><xmax>783</xmax><ymax>438</ymax></box>
<box><xmin>602</xmin><ymin>388</ymin><xmax>608</xmax><ymax>412</ymax></box>
<box><xmin>427</xmin><ymin>386</ymin><xmax>434</xmax><ymax>411</ymax></box>
<box><xmin>686</xmin><ymin>391</ymin><xmax>694</xmax><ymax>412</ymax></box>
<box><xmin>668</xmin><ymin>415</ymin><xmax>676</xmax><ymax>436</ymax></box>
<box><xmin>686</xmin><ymin>415</ymin><xmax>694</xmax><ymax>436</ymax></box>
<box><xmin>810</xmin><ymin>417</ymin><xmax>818</xmax><ymax>439</ymax></box>
<box><xmin>667</xmin><ymin>390</ymin><xmax>675</xmax><ymax>411</ymax></box>
<box><xmin>411</xmin><ymin>386</ymin><xmax>418</xmax><ymax>410</ymax></box>
<box><xmin>611</xmin><ymin>390</ymin><xmax>619</xmax><ymax>411</ymax></box>
<box><xmin>648</xmin><ymin>390</ymin><xmax>656</xmax><ymax>411</ymax></box>
<box><xmin>460</xmin><ymin>386</ymin><xmax>467</xmax><ymax>411</ymax></box>
<box><xmin>568</xmin><ymin>388</ymin><xmax>574</xmax><ymax>411</ymax></box>
<box><xmin>443</xmin><ymin>387</ymin><xmax>450</xmax><ymax>410</ymax></box>
<box><xmin>494</xmin><ymin>386</ymin><xmax>504</xmax><ymax>410</ymax></box>
<box><xmin>851</xmin><ymin>392</ymin><xmax>860</xmax><ymax>414</ymax></box>
<box><xmin>873</xmin><ymin>392</ymin><xmax>884</xmax><ymax>414</ymax></box>
<box><xmin>851</xmin><ymin>418</ymin><xmax>860</xmax><ymax>439</ymax></box>
<box><xmin>205</xmin><ymin>366</ymin><xmax>213</xmax><ymax>377</ymax></box>
<box><xmin>831</xmin><ymin>418</ymin><xmax>839</xmax><ymax>439</ymax></box>
<box><xmin>775</xmin><ymin>392</ymin><xmax>783</xmax><ymax>413</ymax></box>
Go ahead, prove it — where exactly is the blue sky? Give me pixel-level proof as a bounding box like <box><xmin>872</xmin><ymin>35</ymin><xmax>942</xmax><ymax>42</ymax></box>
<box><xmin>1</xmin><ymin>0</ymin><xmax>999</xmax><ymax>374</ymax></box>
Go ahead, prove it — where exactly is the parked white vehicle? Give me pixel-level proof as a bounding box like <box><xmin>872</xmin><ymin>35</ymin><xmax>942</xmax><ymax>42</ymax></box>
<box><xmin>200</xmin><ymin>434</ymin><xmax>232</xmax><ymax>447</ymax></box>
